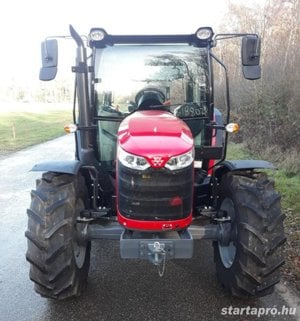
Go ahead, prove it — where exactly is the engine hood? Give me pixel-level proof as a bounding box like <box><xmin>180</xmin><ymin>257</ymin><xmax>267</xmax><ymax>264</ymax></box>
<box><xmin>118</xmin><ymin>110</ymin><xmax>193</xmax><ymax>167</ymax></box>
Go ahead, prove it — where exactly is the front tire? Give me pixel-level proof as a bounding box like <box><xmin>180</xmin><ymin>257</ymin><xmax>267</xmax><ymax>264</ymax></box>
<box><xmin>214</xmin><ymin>172</ymin><xmax>286</xmax><ymax>299</ymax></box>
<box><xmin>25</xmin><ymin>172</ymin><xmax>90</xmax><ymax>300</ymax></box>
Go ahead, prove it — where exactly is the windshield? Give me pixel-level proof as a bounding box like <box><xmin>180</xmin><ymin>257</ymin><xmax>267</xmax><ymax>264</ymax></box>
<box><xmin>94</xmin><ymin>44</ymin><xmax>210</xmax><ymax>166</ymax></box>
<box><xmin>94</xmin><ymin>45</ymin><xmax>209</xmax><ymax>115</ymax></box>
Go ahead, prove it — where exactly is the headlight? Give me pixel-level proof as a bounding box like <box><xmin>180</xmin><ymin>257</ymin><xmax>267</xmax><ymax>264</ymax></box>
<box><xmin>118</xmin><ymin>148</ymin><xmax>150</xmax><ymax>170</ymax></box>
<box><xmin>165</xmin><ymin>150</ymin><xmax>194</xmax><ymax>171</ymax></box>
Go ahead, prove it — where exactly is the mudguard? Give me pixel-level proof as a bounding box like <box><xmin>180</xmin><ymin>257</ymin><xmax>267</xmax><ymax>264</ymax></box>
<box><xmin>31</xmin><ymin>160</ymin><xmax>81</xmax><ymax>175</ymax></box>
<box><xmin>215</xmin><ymin>159</ymin><xmax>275</xmax><ymax>178</ymax></box>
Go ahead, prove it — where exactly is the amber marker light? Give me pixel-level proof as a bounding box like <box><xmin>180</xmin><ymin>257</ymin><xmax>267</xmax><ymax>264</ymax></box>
<box><xmin>225</xmin><ymin>123</ymin><xmax>240</xmax><ymax>133</ymax></box>
<box><xmin>64</xmin><ymin>124</ymin><xmax>77</xmax><ymax>133</ymax></box>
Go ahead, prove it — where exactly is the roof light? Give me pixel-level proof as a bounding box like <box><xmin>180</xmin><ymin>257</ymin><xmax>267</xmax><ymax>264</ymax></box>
<box><xmin>195</xmin><ymin>27</ymin><xmax>214</xmax><ymax>40</ymax></box>
<box><xmin>89</xmin><ymin>28</ymin><xmax>107</xmax><ymax>41</ymax></box>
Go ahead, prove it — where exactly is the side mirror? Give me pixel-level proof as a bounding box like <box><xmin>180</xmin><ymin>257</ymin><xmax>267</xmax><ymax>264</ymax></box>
<box><xmin>39</xmin><ymin>39</ymin><xmax>58</xmax><ymax>81</ymax></box>
<box><xmin>241</xmin><ymin>36</ymin><xmax>261</xmax><ymax>80</ymax></box>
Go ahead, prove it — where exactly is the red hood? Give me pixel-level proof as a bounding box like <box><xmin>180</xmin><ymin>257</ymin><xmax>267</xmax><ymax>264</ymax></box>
<box><xmin>118</xmin><ymin>110</ymin><xmax>193</xmax><ymax>167</ymax></box>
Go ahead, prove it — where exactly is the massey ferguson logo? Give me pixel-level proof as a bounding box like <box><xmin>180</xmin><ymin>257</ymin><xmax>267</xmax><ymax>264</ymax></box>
<box><xmin>152</xmin><ymin>156</ymin><xmax>163</xmax><ymax>167</ymax></box>
<box><xmin>150</xmin><ymin>156</ymin><xmax>167</xmax><ymax>168</ymax></box>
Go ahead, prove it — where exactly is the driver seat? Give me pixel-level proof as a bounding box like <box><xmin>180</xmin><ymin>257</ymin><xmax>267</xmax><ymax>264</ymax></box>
<box><xmin>137</xmin><ymin>91</ymin><xmax>164</xmax><ymax>110</ymax></box>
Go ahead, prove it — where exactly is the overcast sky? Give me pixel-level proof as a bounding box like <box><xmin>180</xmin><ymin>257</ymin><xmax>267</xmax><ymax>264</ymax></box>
<box><xmin>0</xmin><ymin>0</ymin><xmax>259</xmax><ymax>85</ymax></box>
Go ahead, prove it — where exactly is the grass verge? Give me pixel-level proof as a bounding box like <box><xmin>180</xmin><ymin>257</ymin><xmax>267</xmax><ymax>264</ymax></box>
<box><xmin>0</xmin><ymin>110</ymin><xmax>72</xmax><ymax>155</ymax></box>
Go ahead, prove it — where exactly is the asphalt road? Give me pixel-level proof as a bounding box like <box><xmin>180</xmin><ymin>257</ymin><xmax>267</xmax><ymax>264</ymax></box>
<box><xmin>0</xmin><ymin>135</ymin><xmax>299</xmax><ymax>321</ymax></box>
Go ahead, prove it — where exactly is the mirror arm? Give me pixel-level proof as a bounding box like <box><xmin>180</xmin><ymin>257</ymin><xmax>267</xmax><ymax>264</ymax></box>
<box><xmin>213</xmin><ymin>33</ymin><xmax>259</xmax><ymax>48</ymax></box>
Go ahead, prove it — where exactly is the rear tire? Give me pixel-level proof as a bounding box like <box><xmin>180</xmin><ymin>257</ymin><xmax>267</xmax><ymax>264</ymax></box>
<box><xmin>25</xmin><ymin>172</ymin><xmax>90</xmax><ymax>300</ymax></box>
<box><xmin>213</xmin><ymin>172</ymin><xmax>286</xmax><ymax>299</ymax></box>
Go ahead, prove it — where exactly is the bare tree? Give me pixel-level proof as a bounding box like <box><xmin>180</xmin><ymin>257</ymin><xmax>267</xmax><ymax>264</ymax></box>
<box><xmin>215</xmin><ymin>0</ymin><xmax>300</xmax><ymax>173</ymax></box>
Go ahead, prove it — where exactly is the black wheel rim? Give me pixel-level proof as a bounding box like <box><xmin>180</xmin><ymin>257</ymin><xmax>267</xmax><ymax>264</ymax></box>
<box><xmin>73</xmin><ymin>199</ymin><xmax>87</xmax><ymax>269</ymax></box>
<box><xmin>218</xmin><ymin>197</ymin><xmax>237</xmax><ymax>268</ymax></box>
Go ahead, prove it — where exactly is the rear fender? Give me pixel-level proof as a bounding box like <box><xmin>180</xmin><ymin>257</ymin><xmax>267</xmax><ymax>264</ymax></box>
<box><xmin>31</xmin><ymin>160</ymin><xmax>81</xmax><ymax>175</ymax></box>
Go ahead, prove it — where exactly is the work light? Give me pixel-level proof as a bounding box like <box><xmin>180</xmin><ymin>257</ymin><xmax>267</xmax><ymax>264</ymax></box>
<box><xmin>89</xmin><ymin>28</ymin><xmax>107</xmax><ymax>41</ymax></box>
<box><xmin>195</xmin><ymin>27</ymin><xmax>214</xmax><ymax>40</ymax></box>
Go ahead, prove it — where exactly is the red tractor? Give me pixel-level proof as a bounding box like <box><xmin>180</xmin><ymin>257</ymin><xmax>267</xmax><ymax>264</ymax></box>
<box><xmin>26</xmin><ymin>26</ymin><xmax>286</xmax><ymax>300</ymax></box>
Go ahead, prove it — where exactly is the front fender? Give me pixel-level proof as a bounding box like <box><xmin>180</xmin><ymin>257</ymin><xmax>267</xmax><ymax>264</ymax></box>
<box><xmin>31</xmin><ymin>160</ymin><xmax>81</xmax><ymax>175</ymax></box>
<box><xmin>215</xmin><ymin>159</ymin><xmax>275</xmax><ymax>178</ymax></box>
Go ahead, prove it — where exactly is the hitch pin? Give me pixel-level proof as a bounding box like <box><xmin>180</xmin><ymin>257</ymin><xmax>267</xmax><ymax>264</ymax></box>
<box><xmin>153</xmin><ymin>242</ymin><xmax>166</xmax><ymax>277</ymax></box>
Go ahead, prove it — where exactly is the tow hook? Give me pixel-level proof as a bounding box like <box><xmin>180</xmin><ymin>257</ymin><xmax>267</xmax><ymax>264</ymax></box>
<box><xmin>148</xmin><ymin>241</ymin><xmax>167</xmax><ymax>277</ymax></box>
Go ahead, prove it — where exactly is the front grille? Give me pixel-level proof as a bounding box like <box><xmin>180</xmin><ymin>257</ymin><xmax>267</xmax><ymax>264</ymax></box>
<box><xmin>117</xmin><ymin>162</ymin><xmax>193</xmax><ymax>221</ymax></box>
